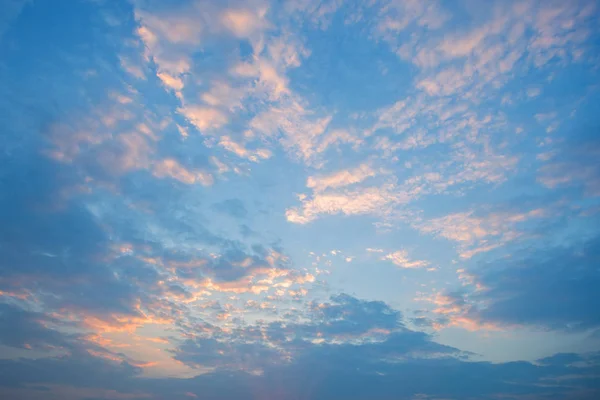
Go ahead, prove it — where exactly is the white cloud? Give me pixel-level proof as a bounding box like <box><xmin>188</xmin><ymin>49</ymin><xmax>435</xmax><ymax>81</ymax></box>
<box><xmin>135</xmin><ymin>8</ymin><xmax>203</xmax><ymax>46</ymax></box>
<box><xmin>179</xmin><ymin>106</ymin><xmax>228</xmax><ymax>133</ymax></box>
<box><xmin>153</xmin><ymin>159</ymin><xmax>213</xmax><ymax>186</ymax></box>
<box><xmin>219</xmin><ymin>136</ymin><xmax>272</xmax><ymax>162</ymax></box>
<box><xmin>306</xmin><ymin>164</ymin><xmax>376</xmax><ymax>192</ymax></box>
<box><xmin>415</xmin><ymin>207</ymin><xmax>547</xmax><ymax>258</ymax></box>
<box><xmin>157</xmin><ymin>71</ymin><xmax>184</xmax><ymax>91</ymax></box>
<box><xmin>221</xmin><ymin>7</ymin><xmax>269</xmax><ymax>38</ymax></box>
<box><xmin>382</xmin><ymin>250</ymin><xmax>429</xmax><ymax>269</ymax></box>
<box><xmin>248</xmin><ymin>98</ymin><xmax>333</xmax><ymax>163</ymax></box>
<box><xmin>315</xmin><ymin>129</ymin><xmax>363</xmax><ymax>154</ymax></box>
<box><xmin>286</xmin><ymin>184</ymin><xmax>410</xmax><ymax>224</ymax></box>
<box><xmin>200</xmin><ymin>81</ymin><xmax>248</xmax><ymax>110</ymax></box>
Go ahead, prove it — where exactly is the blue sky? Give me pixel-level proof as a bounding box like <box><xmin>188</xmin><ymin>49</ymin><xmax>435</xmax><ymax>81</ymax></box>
<box><xmin>1</xmin><ymin>0</ymin><xmax>600</xmax><ymax>398</ymax></box>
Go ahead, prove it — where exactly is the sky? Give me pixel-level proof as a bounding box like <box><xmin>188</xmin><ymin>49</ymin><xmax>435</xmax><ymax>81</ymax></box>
<box><xmin>1</xmin><ymin>0</ymin><xmax>600</xmax><ymax>399</ymax></box>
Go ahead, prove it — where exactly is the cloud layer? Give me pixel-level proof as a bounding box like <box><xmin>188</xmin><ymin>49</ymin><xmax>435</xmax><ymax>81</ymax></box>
<box><xmin>1</xmin><ymin>0</ymin><xmax>600</xmax><ymax>399</ymax></box>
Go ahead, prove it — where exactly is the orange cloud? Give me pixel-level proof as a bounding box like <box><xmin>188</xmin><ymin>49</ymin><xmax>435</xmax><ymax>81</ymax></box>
<box><xmin>82</xmin><ymin>309</ymin><xmax>173</xmax><ymax>334</ymax></box>
<box><xmin>145</xmin><ymin>337</ymin><xmax>170</xmax><ymax>344</ymax></box>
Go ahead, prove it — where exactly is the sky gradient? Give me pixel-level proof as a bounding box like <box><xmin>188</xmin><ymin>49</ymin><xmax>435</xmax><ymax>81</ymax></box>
<box><xmin>1</xmin><ymin>0</ymin><xmax>600</xmax><ymax>399</ymax></box>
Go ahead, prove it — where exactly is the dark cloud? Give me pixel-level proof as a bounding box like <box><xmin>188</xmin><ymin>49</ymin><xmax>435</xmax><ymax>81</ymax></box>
<box><xmin>0</xmin><ymin>0</ymin><xmax>166</xmax><ymax>321</ymax></box>
<box><xmin>0</xmin><ymin>303</ymin><xmax>74</xmax><ymax>351</ymax></box>
<box><xmin>0</xmin><ymin>293</ymin><xmax>599</xmax><ymax>399</ymax></box>
<box><xmin>0</xmin><ymin>156</ymin><xmax>148</xmax><ymax>317</ymax></box>
<box><xmin>2</xmin><ymin>335</ymin><xmax>600</xmax><ymax>400</ymax></box>
<box><xmin>0</xmin><ymin>351</ymin><xmax>142</xmax><ymax>393</ymax></box>
<box><xmin>410</xmin><ymin>315</ymin><xmax>449</xmax><ymax>329</ymax></box>
<box><xmin>0</xmin><ymin>159</ymin><xmax>105</xmax><ymax>275</ymax></box>
<box><xmin>172</xmin><ymin>295</ymin><xmax>457</xmax><ymax>371</ymax></box>
<box><xmin>467</xmin><ymin>234</ymin><xmax>600</xmax><ymax>331</ymax></box>
<box><xmin>173</xmin><ymin>337</ymin><xmax>281</xmax><ymax>370</ymax></box>
<box><xmin>303</xmin><ymin>294</ymin><xmax>401</xmax><ymax>337</ymax></box>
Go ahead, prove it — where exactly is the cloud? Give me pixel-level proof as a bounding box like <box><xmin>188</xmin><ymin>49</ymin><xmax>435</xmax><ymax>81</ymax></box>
<box><xmin>374</xmin><ymin>0</ymin><xmax>448</xmax><ymax>39</ymax></box>
<box><xmin>171</xmin><ymin>293</ymin><xmax>452</xmax><ymax>372</ymax></box>
<box><xmin>366</xmin><ymin>91</ymin><xmax>518</xmax><ymax>203</ymax></box>
<box><xmin>414</xmin><ymin>291</ymin><xmax>502</xmax><ymax>332</ymax></box>
<box><xmin>179</xmin><ymin>106</ymin><xmax>228</xmax><ymax>133</ymax></box>
<box><xmin>129</xmin><ymin>0</ymin><xmax>356</xmax><ymax>172</ymax></box>
<box><xmin>135</xmin><ymin>6</ymin><xmax>203</xmax><ymax>45</ymax></box>
<box><xmin>153</xmin><ymin>158</ymin><xmax>213</xmax><ymax>185</ymax></box>
<box><xmin>120</xmin><ymin>56</ymin><xmax>147</xmax><ymax>80</ymax></box>
<box><xmin>0</xmin><ymin>158</ymin><xmax>155</xmax><ymax>322</ymax></box>
<box><xmin>537</xmin><ymin>131</ymin><xmax>600</xmax><ymax>197</ymax></box>
<box><xmin>401</xmin><ymin>0</ymin><xmax>596</xmax><ymax>101</ymax></box>
<box><xmin>382</xmin><ymin>250</ymin><xmax>429</xmax><ymax>269</ymax></box>
<box><xmin>315</xmin><ymin>129</ymin><xmax>363</xmax><ymax>154</ymax></box>
<box><xmin>156</xmin><ymin>72</ymin><xmax>184</xmax><ymax>91</ymax></box>
<box><xmin>304</xmin><ymin>294</ymin><xmax>402</xmax><ymax>339</ymax></box>
<box><xmin>0</xmin><ymin>349</ymin><xmax>146</xmax><ymax>398</ymax></box>
<box><xmin>284</xmin><ymin>0</ymin><xmax>345</xmax><ymax>29</ymax></box>
<box><xmin>306</xmin><ymin>164</ymin><xmax>377</xmax><ymax>192</ymax></box>
<box><xmin>468</xmin><ymin>234</ymin><xmax>600</xmax><ymax>331</ymax></box>
<box><xmin>200</xmin><ymin>81</ymin><xmax>247</xmax><ymax>110</ymax></box>
<box><xmin>220</xmin><ymin>7</ymin><xmax>269</xmax><ymax>38</ymax></box>
<box><xmin>218</xmin><ymin>136</ymin><xmax>272</xmax><ymax>162</ymax></box>
<box><xmin>2</xmin><ymin>1</ymin><xmax>600</xmax><ymax>399</ymax></box>
<box><xmin>3</xmin><ymin>295</ymin><xmax>600</xmax><ymax>399</ymax></box>
<box><xmin>0</xmin><ymin>303</ymin><xmax>74</xmax><ymax>351</ymax></box>
<box><xmin>288</xmin><ymin>143</ymin><xmax>518</xmax><ymax>223</ymax></box>
<box><xmin>415</xmin><ymin>207</ymin><xmax>547</xmax><ymax>258</ymax></box>
<box><xmin>247</xmin><ymin>97</ymin><xmax>334</xmax><ymax>163</ymax></box>
<box><xmin>286</xmin><ymin>184</ymin><xmax>410</xmax><ymax>224</ymax></box>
